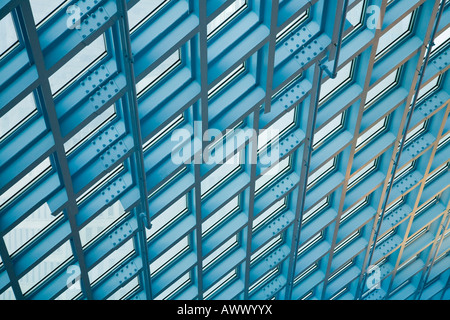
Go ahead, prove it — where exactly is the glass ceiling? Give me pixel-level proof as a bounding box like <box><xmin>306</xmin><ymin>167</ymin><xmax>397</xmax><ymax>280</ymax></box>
<box><xmin>0</xmin><ymin>0</ymin><xmax>449</xmax><ymax>301</ymax></box>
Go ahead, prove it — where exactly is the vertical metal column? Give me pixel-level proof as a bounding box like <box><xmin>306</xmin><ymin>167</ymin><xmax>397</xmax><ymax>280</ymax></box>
<box><xmin>16</xmin><ymin>0</ymin><xmax>94</xmax><ymax>300</ymax></box>
<box><xmin>115</xmin><ymin>0</ymin><xmax>153</xmax><ymax>299</ymax></box>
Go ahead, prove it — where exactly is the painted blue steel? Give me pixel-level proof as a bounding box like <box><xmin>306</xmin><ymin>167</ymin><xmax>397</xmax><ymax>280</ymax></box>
<box><xmin>0</xmin><ymin>0</ymin><xmax>448</xmax><ymax>300</ymax></box>
<box><xmin>321</xmin><ymin>0</ymin><xmax>349</xmax><ymax>79</ymax></box>
<box><xmin>356</xmin><ymin>0</ymin><xmax>446</xmax><ymax>300</ymax></box>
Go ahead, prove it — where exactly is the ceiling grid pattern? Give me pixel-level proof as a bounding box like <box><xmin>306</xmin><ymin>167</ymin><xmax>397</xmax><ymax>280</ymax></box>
<box><xmin>0</xmin><ymin>0</ymin><xmax>449</xmax><ymax>300</ymax></box>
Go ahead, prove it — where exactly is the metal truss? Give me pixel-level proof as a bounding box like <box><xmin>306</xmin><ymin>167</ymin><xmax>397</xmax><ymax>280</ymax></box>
<box><xmin>0</xmin><ymin>0</ymin><xmax>449</xmax><ymax>300</ymax></box>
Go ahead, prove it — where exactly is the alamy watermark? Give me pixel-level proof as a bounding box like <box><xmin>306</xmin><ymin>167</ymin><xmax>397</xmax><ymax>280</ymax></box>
<box><xmin>366</xmin><ymin>265</ymin><xmax>381</xmax><ymax>291</ymax></box>
<box><xmin>66</xmin><ymin>4</ymin><xmax>81</xmax><ymax>30</ymax></box>
<box><xmin>66</xmin><ymin>265</ymin><xmax>81</xmax><ymax>290</ymax></box>
<box><xmin>170</xmin><ymin>122</ymin><xmax>281</xmax><ymax>171</ymax></box>
<box><xmin>366</xmin><ymin>5</ymin><xmax>382</xmax><ymax>30</ymax></box>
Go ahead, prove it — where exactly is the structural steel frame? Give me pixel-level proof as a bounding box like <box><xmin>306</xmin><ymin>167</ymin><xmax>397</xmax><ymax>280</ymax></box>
<box><xmin>0</xmin><ymin>0</ymin><xmax>449</xmax><ymax>300</ymax></box>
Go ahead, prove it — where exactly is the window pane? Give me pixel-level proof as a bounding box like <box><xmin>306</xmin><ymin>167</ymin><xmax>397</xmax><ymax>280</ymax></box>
<box><xmin>0</xmin><ymin>287</ymin><xmax>15</xmax><ymax>300</ymax></box>
<box><xmin>3</xmin><ymin>203</ymin><xmax>62</xmax><ymax>255</ymax></box>
<box><xmin>128</xmin><ymin>0</ymin><xmax>169</xmax><ymax>32</ymax></box>
<box><xmin>201</xmin><ymin>152</ymin><xmax>241</xmax><ymax>197</ymax></box>
<box><xmin>0</xmin><ymin>157</ymin><xmax>52</xmax><ymax>210</ymax></box>
<box><xmin>64</xmin><ymin>105</ymin><xmax>116</xmax><ymax>154</ymax></box>
<box><xmin>79</xmin><ymin>200</ymin><xmax>127</xmax><ymax>247</ymax></box>
<box><xmin>202</xmin><ymin>195</ymin><xmax>239</xmax><ymax>236</ymax></box>
<box><xmin>151</xmin><ymin>235</ymin><xmax>189</xmax><ymax>275</ymax></box>
<box><xmin>29</xmin><ymin>0</ymin><xmax>68</xmax><ymax>26</ymax></box>
<box><xmin>88</xmin><ymin>238</ymin><xmax>134</xmax><ymax>284</ymax></box>
<box><xmin>207</xmin><ymin>0</ymin><xmax>247</xmax><ymax>38</ymax></box>
<box><xmin>365</xmin><ymin>67</ymin><xmax>400</xmax><ymax>107</ymax></box>
<box><xmin>0</xmin><ymin>92</ymin><xmax>37</xmax><ymax>142</ymax></box>
<box><xmin>18</xmin><ymin>240</ymin><xmax>73</xmax><ymax>294</ymax></box>
<box><xmin>154</xmin><ymin>272</ymin><xmax>190</xmax><ymax>300</ymax></box>
<box><xmin>376</xmin><ymin>12</ymin><xmax>414</xmax><ymax>57</ymax></box>
<box><xmin>146</xmin><ymin>194</ymin><xmax>188</xmax><ymax>240</ymax></box>
<box><xmin>49</xmin><ymin>35</ymin><xmax>107</xmax><ymax>95</ymax></box>
<box><xmin>136</xmin><ymin>49</ymin><xmax>181</xmax><ymax>95</ymax></box>
<box><xmin>319</xmin><ymin>60</ymin><xmax>354</xmax><ymax>102</ymax></box>
<box><xmin>0</xmin><ymin>13</ymin><xmax>18</xmax><ymax>58</ymax></box>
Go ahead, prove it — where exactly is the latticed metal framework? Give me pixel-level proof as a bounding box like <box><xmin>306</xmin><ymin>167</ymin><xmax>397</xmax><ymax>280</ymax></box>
<box><xmin>0</xmin><ymin>0</ymin><xmax>449</xmax><ymax>300</ymax></box>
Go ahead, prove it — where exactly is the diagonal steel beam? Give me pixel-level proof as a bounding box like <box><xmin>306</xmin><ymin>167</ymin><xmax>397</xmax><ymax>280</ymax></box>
<box><xmin>364</xmin><ymin>0</ymin><xmax>445</xmax><ymax>300</ymax></box>
<box><xmin>115</xmin><ymin>0</ymin><xmax>153</xmax><ymax>299</ymax></box>
<box><xmin>15</xmin><ymin>0</ymin><xmax>94</xmax><ymax>300</ymax></box>
<box><xmin>284</xmin><ymin>62</ymin><xmax>323</xmax><ymax>300</ymax></box>
<box><xmin>284</xmin><ymin>0</ymin><xmax>350</xmax><ymax>300</ymax></box>
<box><xmin>262</xmin><ymin>0</ymin><xmax>280</xmax><ymax>114</ymax></box>
<box><xmin>323</xmin><ymin>0</ymin><xmax>389</xmax><ymax>300</ymax></box>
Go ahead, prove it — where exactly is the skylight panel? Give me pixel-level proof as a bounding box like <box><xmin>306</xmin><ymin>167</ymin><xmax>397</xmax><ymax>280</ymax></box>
<box><xmin>208</xmin><ymin>62</ymin><xmax>246</xmax><ymax>98</ymax></box>
<box><xmin>437</xmin><ymin>131</ymin><xmax>450</xmax><ymax>150</ymax></box>
<box><xmin>313</xmin><ymin>111</ymin><xmax>345</xmax><ymax>148</ymax></box>
<box><xmin>302</xmin><ymin>196</ymin><xmax>329</xmax><ymax>224</ymax></box>
<box><xmin>319</xmin><ymin>59</ymin><xmax>355</xmax><ymax>102</ymax></box>
<box><xmin>258</xmin><ymin>108</ymin><xmax>296</xmax><ymax>152</ymax></box>
<box><xmin>250</xmin><ymin>234</ymin><xmax>282</xmax><ymax>264</ymax></box>
<box><xmin>0</xmin><ymin>157</ymin><xmax>52</xmax><ymax>210</ymax></box>
<box><xmin>344</xmin><ymin>0</ymin><xmax>365</xmax><ymax>36</ymax></box>
<box><xmin>204</xmin><ymin>269</ymin><xmax>237</xmax><ymax>299</ymax></box>
<box><xmin>393</xmin><ymin>160</ymin><xmax>415</xmax><ymax>183</ymax></box>
<box><xmin>365</xmin><ymin>67</ymin><xmax>401</xmax><ymax>107</ymax></box>
<box><xmin>88</xmin><ymin>237</ymin><xmax>134</xmax><ymax>285</ymax></box>
<box><xmin>136</xmin><ymin>49</ymin><xmax>181</xmax><ymax>96</ymax></box>
<box><xmin>376</xmin><ymin>11</ymin><xmax>415</xmax><ymax>58</ymax></box>
<box><xmin>356</xmin><ymin>116</ymin><xmax>389</xmax><ymax>151</ymax></box>
<box><xmin>255</xmin><ymin>156</ymin><xmax>291</xmax><ymax>193</ymax></box>
<box><xmin>79</xmin><ymin>200</ymin><xmax>128</xmax><ymax>247</ymax></box>
<box><xmin>0</xmin><ymin>13</ymin><xmax>19</xmax><ymax>59</ymax></box>
<box><xmin>340</xmin><ymin>196</ymin><xmax>369</xmax><ymax>223</ymax></box>
<box><xmin>348</xmin><ymin>158</ymin><xmax>378</xmax><ymax>189</ymax></box>
<box><xmin>18</xmin><ymin>240</ymin><xmax>73</xmax><ymax>295</ymax></box>
<box><xmin>3</xmin><ymin>203</ymin><xmax>63</xmax><ymax>256</ymax></box>
<box><xmin>307</xmin><ymin>157</ymin><xmax>336</xmax><ymax>188</ymax></box>
<box><xmin>146</xmin><ymin>194</ymin><xmax>188</xmax><ymax>240</ymax></box>
<box><xmin>154</xmin><ymin>272</ymin><xmax>190</xmax><ymax>300</ymax></box>
<box><xmin>207</xmin><ymin>0</ymin><xmax>247</xmax><ymax>39</ymax></box>
<box><xmin>425</xmin><ymin>162</ymin><xmax>448</xmax><ymax>184</ymax></box>
<box><xmin>0</xmin><ymin>92</ymin><xmax>37</xmax><ymax>142</ymax></box>
<box><xmin>49</xmin><ymin>35</ymin><xmax>107</xmax><ymax>96</ymax></box>
<box><xmin>127</xmin><ymin>0</ymin><xmax>169</xmax><ymax>33</ymax></box>
<box><xmin>333</xmin><ymin>230</ymin><xmax>360</xmax><ymax>254</ymax></box>
<box><xmin>151</xmin><ymin>235</ymin><xmax>190</xmax><ymax>275</ymax></box>
<box><xmin>203</xmin><ymin>235</ymin><xmax>238</xmax><ymax>270</ymax></box>
<box><xmin>414</xmin><ymin>197</ymin><xmax>437</xmax><ymax>217</ymax></box>
<box><xmin>405</xmin><ymin>226</ymin><xmax>428</xmax><ymax>247</ymax></box>
<box><xmin>430</xmin><ymin>26</ymin><xmax>450</xmax><ymax>55</ymax></box>
<box><xmin>76</xmin><ymin>163</ymin><xmax>124</xmax><ymax>206</ymax></box>
<box><xmin>298</xmin><ymin>232</ymin><xmax>323</xmax><ymax>256</ymax></box>
<box><xmin>415</xmin><ymin>75</ymin><xmax>441</xmax><ymax>103</ymax></box>
<box><xmin>201</xmin><ymin>152</ymin><xmax>242</xmax><ymax>197</ymax></box>
<box><xmin>384</xmin><ymin>196</ymin><xmax>404</xmax><ymax>216</ymax></box>
<box><xmin>202</xmin><ymin>195</ymin><xmax>240</xmax><ymax>236</ymax></box>
<box><xmin>0</xmin><ymin>288</ymin><xmax>15</xmax><ymax>300</ymax></box>
<box><xmin>252</xmin><ymin>198</ymin><xmax>286</xmax><ymax>231</ymax></box>
<box><xmin>249</xmin><ymin>267</ymin><xmax>278</xmax><ymax>292</ymax></box>
<box><xmin>404</xmin><ymin>120</ymin><xmax>427</xmax><ymax>145</ymax></box>
<box><xmin>143</xmin><ymin>113</ymin><xmax>185</xmax><ymax>151</ymax></box>
<box><xmin>107</xmin><ymin>277</ymin><xmax>139</xmax><ymax>300</ymax></box>
<box><xmin>29</xmin><ymin>0</ymin><xmax>68</xmax><ymax>27</ymax></box>
<box><xmin>294</xmin><ymin>263</ymin><xmax>318</xmax><ymax>284</ymax></box>
<box><xmin>64</xmin><ymin>105</ymin><xmax>116</xmax><ymax>155</ymax></box>
<box><xmin>276</xmin><ymin>8</ymin><xmax>310</xmax><ymax>42</ymax></box>
<box><xmin>328</xmin><ymin>259</ymin><xmax>353</xmax><ymax>282</ymax></box>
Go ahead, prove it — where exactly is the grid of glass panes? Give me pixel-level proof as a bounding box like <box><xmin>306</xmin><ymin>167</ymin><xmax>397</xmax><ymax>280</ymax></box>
<box><xmin>0</xmin><ymin>0</ymin><xmax>449</xmax><ymax>301</ymax></box>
